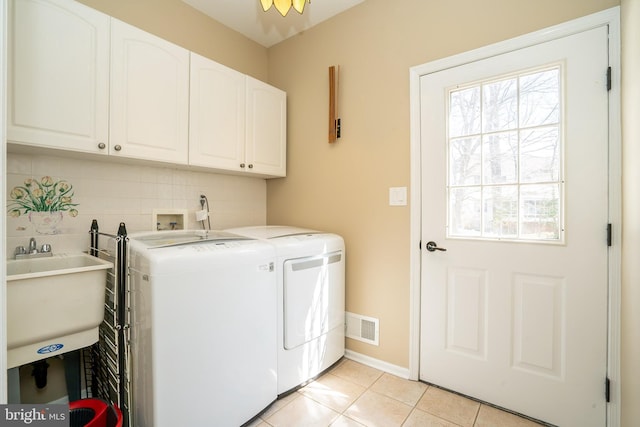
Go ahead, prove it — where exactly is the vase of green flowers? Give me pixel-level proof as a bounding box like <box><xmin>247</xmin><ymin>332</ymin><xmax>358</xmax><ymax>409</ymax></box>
<box><xmin>8</xmin><ymin>176</ymin><xmax>79</xmax><ymax>235</ymax></box>
<box><xmin>26</xmin><ymin>211</ymin><xmax>65</xmax><ymax>234</ymax></box>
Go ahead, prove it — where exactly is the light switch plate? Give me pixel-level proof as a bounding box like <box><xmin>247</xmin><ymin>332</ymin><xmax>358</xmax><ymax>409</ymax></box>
<box><xmin>389</xmin><ymin>187</ymin><xmax>407</xmax><ymax>206</ymax></box>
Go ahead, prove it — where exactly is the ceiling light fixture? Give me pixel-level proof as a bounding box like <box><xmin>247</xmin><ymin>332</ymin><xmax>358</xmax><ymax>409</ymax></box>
<box><xmin>260</xmin><ymin>0</ymin><xmax>310</xmax><ymax>17</ymax></box>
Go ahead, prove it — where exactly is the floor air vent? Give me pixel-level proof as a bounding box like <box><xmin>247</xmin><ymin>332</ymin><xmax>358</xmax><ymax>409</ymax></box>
<box><xmin>345</xmin><ymin>312</ymin><xmax>379</xmax><ymax>346</ymax></box>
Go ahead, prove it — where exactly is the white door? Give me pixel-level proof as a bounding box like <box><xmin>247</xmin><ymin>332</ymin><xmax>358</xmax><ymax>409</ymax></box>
<box><xmin>419</xmin><ymin>26</ymin><xmax>609</xmax><ymax>426</ymax></box>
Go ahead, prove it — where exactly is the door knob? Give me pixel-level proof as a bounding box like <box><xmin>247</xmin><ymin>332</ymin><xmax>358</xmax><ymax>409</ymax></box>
<box><xmin>426</xmin><ymin>241</ymin><xmax>447</xmax><ymax>252</ymax></box>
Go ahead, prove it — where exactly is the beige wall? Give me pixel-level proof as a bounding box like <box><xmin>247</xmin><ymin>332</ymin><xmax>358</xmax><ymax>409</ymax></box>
<box><xmin>76</xmin><ymin>0</ymin><xmax>269</xmax><ymax>81</ymax></box>
<box><xmin>266</xmin><ymin>0</ymin><xmax>620</xmax><ymax>367</ymax></box>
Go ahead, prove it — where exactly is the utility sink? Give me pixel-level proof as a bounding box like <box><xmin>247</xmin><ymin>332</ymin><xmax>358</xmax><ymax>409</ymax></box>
<box><xmin>6</xmin><ymin>253</ymin><xmax>113</xmax><ymax>368</ymax></box>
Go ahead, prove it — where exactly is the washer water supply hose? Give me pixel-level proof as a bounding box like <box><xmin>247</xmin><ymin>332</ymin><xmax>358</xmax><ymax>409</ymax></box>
<box><xmin>199</xmin><ymin>194</ymin><xmax>211</xmax><ymax>230</ymax></box>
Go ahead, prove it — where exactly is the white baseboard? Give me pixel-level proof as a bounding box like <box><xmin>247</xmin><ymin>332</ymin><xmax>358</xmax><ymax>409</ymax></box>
<box><xmin>344</xmin><ymin>350</ymin><xmax>410</xmax><ymax>379</ymax></box>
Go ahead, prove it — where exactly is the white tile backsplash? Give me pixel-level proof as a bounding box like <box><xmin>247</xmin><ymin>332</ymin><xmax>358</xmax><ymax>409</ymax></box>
<box><xmin>6</xmin><ymin>153</ymin><xmax>32</xmax><ymax>174</ymax></box>
<box><xmin>6</xmin><ymin>152</ymin><xmax>267</xmax><ymax>257</ymax></box>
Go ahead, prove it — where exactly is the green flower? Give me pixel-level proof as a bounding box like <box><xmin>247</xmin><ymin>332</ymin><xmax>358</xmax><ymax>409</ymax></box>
<box><xmin>7</xmin><ymin>176</ymin><xmax>79</xmax><ymax>217</ymax></box>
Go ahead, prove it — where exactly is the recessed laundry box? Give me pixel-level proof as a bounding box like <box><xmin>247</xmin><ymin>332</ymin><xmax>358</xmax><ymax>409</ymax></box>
<box><xmin>226</xmin><ymin>226</ymin><xmax>345</xmax><ymax>395</ymax></box>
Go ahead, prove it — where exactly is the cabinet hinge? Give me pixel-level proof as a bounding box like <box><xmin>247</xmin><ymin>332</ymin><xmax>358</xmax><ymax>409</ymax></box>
<box><xmin>605</xmin><ymin>377</ymin><xmax>611</xmax><ymax>402</ymax></box>
<box><xmin>607</xmin><ymin>223</ymin><xmax>612</xmax><ymax>247</ymax></box>
<box><xmin>419</xmin><ymin>240</ymin><xmax>422</xmax><ymax>250</ymax></box>
<box><xmin>607</xmin><ymin>67</ymin><xmax>612</xmax><ymax>91</ymax></box>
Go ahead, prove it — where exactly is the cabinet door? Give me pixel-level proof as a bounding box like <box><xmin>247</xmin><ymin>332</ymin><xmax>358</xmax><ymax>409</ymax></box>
<box><xmin>189</xmin><ymin>52</ymin><xmax>246</xmax><ymax>170</ymax></box>
<box><xmin>8</xmin><ymin>0</ymin><xmax>109</xmax><ymax>153</ymax></box>
<box><xmin>110</xmin><ymin>19</ymin><xmax>189</xmax><ymax>164</ymax></box>
<box><xmin>246</xmin><ymin>76</ymin><xmax>287</xmax><ymax>177</ymax></box>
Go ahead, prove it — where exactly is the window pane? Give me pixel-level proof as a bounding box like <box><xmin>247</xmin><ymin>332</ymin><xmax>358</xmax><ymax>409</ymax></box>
<box><xmin>450</xmin><ymin>137</ymin><xmax>481</xmax><ymax>186</ymax></box>
<box><xmin>483</xmin><ymin>185</ymin><xmax>518</xmax><ymax>238</ymax></box>
<box><xmin>519</xmin><ymin>69</ymin><xmax>560</xmax><ymax>128</ymax></box>
<box><xmin>446</xmin><ymin>66</ymin><xmax>563</xmax><ymax>242</ymax></box>
<box><xmin>520</xmin><ymin>127</ymin><xmax>560</xmax><ymax>183</ymax></box>
<box><xmin>483</xmin><ymin>132</ymin><xmax>518</xmax><ymax>184</ymax></box>
<box><xmin>482</xmin><ymin>78</ymin><xmax>517</xmax><ymax>132</ymax></box>
<box><xmin>449</xmin><ymin>86</ymin><xmax>481</xmax><ymax>138</ymax></box>
<box><xmin>520</xmin><ymin>184</ymin><xmax>561</xmax><ymax>240</ymax></box>
<box><xmin>449</xmin><ymin>187</ymin><xmax>481</xmax><ymax>236</ymax></box>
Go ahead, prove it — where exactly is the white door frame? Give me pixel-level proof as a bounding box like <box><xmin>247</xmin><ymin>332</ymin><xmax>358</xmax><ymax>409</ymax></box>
<box><xmin>408</xmin><ymin>7</ymin><xmax>621</xmax><ymax>425</ymax></box>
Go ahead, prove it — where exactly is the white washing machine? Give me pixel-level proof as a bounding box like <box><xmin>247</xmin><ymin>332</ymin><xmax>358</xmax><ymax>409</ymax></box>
<box><xmin>127</xmin><ymin>230</ymin><xmax>277</xmax><ymax>427</ymax></box>
<box><xmin>226</xmin><ymin>226</ymin><xmax>345</xmax><ymax>395</ymax></box>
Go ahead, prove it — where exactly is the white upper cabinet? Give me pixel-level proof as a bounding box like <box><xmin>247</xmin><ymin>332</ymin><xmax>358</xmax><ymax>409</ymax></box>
<box><xmin>9</xmin><ymin>0</ymin><xmax>285</xmax><ymax>176</ymax></box>
<box><xmin>8</xmin><ymin>0</ymin><xmax>110</xmax><ymax>153</ymax></box>
<box><xmin>110</xmin><ymin>19</ymin><xmax>189</xmax><ymax>164</ymax></box>
<box><xmin>246</xmin><ymin>76</ymin><xmax>287</xmax><ymax>177</ymax></box>
<box><xmin>190</xmin><ymin>55</ymin><xmax>287</xmax><ymax>178</ymax></box>
<box><xmin>189</xmin><ymin>52</ymin><xmax>246</xmax><ymax>171</ymax></box>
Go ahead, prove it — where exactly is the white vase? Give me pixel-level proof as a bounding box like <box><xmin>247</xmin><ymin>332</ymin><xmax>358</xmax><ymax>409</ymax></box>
<box><xmin>28</xmin><ymin>211</ymin><xmax>64</xmax><ymax>235</ymax></box>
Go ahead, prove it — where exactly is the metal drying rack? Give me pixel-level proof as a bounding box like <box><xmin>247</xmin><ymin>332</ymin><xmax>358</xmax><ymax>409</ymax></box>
<box><xmin>84</xmin><ymin>220</ymin><xmax>131</xmax><ymax>427</ymax></box>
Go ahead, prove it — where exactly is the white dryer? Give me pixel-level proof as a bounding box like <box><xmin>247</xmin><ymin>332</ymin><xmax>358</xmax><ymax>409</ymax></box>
<box><xmin>127</xmin><ymin>230</ymin><xmax>277</xmax><ymax>427</ymax></box>
<box><xmin>226</xmin><ymin>226</ymin><xmax>345</xmax><ymax>395</ymax></box>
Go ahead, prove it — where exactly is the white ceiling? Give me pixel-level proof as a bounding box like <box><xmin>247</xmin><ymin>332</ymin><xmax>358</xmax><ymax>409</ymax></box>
<box><xmin>182</xmin><ymin>0</ymin><xmax>366</xmax><ymax>48</ymax></box>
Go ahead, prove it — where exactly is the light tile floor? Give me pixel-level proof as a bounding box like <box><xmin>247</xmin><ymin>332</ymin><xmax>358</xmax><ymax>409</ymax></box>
<box><xmin>248</xmin><ymin>359</ymin><xmax>545</xmax><ymax>427</ymax></box>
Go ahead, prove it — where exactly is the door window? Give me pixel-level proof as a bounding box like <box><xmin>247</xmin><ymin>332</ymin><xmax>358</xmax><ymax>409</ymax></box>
<box><xmin>447</xmin><ymin>66</ymin><xmax>563</xmax><ymax>242</ymax></box>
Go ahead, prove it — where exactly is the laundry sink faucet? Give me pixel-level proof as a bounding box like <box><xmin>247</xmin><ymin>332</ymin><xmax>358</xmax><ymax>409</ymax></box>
<box><xmin>15</xmin><ymin>238</ymin><xmax>52</xmax><ymax>259</ymax></box>
<box><xmin>29</xmin><ymin>237</ymin><xmax>37</xmax><ymax>253</ymax></box>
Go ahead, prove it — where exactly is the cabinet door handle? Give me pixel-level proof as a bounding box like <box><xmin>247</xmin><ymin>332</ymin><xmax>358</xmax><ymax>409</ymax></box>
<box><xmin>114</xmin><ymin>145</ymin><xmax>122</xmax><ymax>151</ymax></box>
<box><xmin>240</xmin><ymin>163</ymin><xmax>246</xmax><ymax>168</ymax></box>
<box><xmin>248</xmin><ymin>164</ymin><xmax>253</xmax><ymax>169</ymax></box>
<box><xmin>97</xmin><ymin>142</ymin><xmax>106</xmax><ymax>150</ymax></box>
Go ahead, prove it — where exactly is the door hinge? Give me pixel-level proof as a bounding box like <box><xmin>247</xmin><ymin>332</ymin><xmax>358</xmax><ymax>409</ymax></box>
<box><xmin>605</xmin><ymin>377</ymin><xmax>611</xmax><ymax>402</ymax></box>
<box><xmin>607</xmin><ymin>67</ymin><xmax>612</xmax><ymax>91</ymax></box>
<box><xmin>607</xmin><ymin>223</ymin><xmax>612</xmax><ymax>247</ymax></box>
